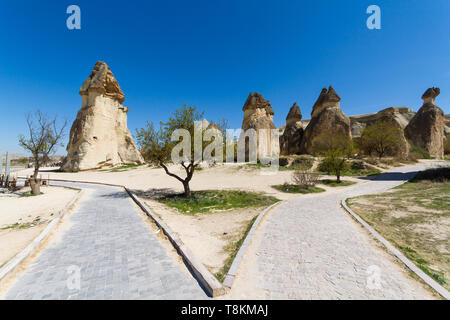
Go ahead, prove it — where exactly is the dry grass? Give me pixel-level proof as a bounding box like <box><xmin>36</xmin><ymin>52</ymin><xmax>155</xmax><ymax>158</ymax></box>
<box><xmin>347</xmin><ymin>170</ymin><xmax>449</xmax><ymax>290</ymax></box>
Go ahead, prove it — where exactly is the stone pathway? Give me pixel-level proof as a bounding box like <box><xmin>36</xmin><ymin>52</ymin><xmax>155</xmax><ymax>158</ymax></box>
<box><xmin>2</xmin><ymin>182</ymin><xmax>206</xmax><ymax>300</ymax></box>
<box><xmin>226</xmin><ymin>163</ymin><xmax>440</xmax><ymax>299</ymax></box>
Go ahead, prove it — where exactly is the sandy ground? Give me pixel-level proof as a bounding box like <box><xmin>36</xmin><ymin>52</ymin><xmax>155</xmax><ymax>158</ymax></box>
<box><xmin>0</xmin><ymin>186</ymin><xmax>79</xmax><ymax>267</ymax></box>
<box><xmin>144</xmin><ymin>198</ymin><xmax>263</xmax><ymax>274</ymax></box>
<box><xmin>15</xmin><ymin>163</ymin><xmax>362</xmax><ymax>201</ymax></box>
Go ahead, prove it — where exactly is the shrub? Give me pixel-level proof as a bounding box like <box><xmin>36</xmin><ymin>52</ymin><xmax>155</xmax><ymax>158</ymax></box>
<box><xmin>409</xmin><ymin>146</ymin><xmax>431</xmax><ymax>159</ymax></box>
<box><xmin>364</xmin><ymin>157</ymin><xmax>378</xmax><ymax>166</ymax></box>
<box><xmin>379</xmin><ymin>158</ymin><xmax>395</xmax><ymax>166</ymax></box>
<box><xmin>359</xmin><ymin>120</ymin><xmax>404</xmax><ymax>158</ymax></box>
<box><xmin>312</xmin><ymin>132</ymin><xmax>355</xmax><ymax>183</ymax></box>
<box><xmin>444</xmin><ymin>134</ymin><xmax>450</xmax><ymax>155</ymax></box>
<box><xmin>351</xmin><ymin>161</ymin><xmax>366</xmax><ymax>170</ymax></box>
<box><xmin>411</xmin><ymin>167</ymin><xmax>450</xmax><ymax>183</ymax></box>
<box><xmin>290</xmin><ymin>156</ymin><xmax>313</xmax><ymax>170</ymax></box>
<box><xmin>279</xmin><ymin>157</ymin><xmax>289</xmax><ymax>167</ymax></box>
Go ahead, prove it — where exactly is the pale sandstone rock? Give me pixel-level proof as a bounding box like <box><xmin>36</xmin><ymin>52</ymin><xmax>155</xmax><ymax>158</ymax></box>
<box><xmin>238</xmin><ymin>92</ymin><xmax>278</xmax><ymax>159</ymax></box>
<box><xmin>300</xmin><ymin>86</ymin><xmax>351</xmax><ymax>154</ymax></box>
<box><xmin>280</xmin><ymin>102</ymin><xmax>303</xmax><ymax>155</ymax></box>
<box><xmin>404</xmin><ymin>87</ymin><xmax>445</xmax><ymax>159</ymax></box>
<box><xmin>62</xmin><ymin>61</ymin><xmax>144</xmax><ymax>171</ymax></box>
<box><xmin>350</xmin><ymin>107</ymin><xmax>415</xmax><ymax>137</ymax></box>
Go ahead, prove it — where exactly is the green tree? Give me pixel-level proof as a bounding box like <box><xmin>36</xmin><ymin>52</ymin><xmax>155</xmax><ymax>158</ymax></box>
<box><xmin>313</xmin><ymin>132</ymin><xmax>355</xmax><ymax>183</ymax></box>
<box><xmin>359</xmin><ymin>120</ymin><xmax>403</xmax><ymax>158</ymax></box>
<box><xmin>136</xmin><ymin>105</ymin><xmax>223</xmax><ymax>197</ymax></box>
<box><xmin>18</xmin><ymin>110</ymin><xmax>67</xmax><ymax>195</ymax></box>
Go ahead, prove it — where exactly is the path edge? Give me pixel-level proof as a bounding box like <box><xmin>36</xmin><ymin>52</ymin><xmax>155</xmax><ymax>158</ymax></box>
<box><xmin>124</xmin><ymin>188</ymin><xmax>226</xmax><ymax>297</ymax></box>
<box><xmin>223</xmin><ymin>201</ymin><xmax>282</xmax><ymax>289</ymax></box>
<box><xmin>26</xmin><ymin>177</ymin><xmax>225</xmax><ymax>297</ymax></box>
<box><xmin>341</xmin><ymin>198</ymin><xmax>449</xmax><ymax>300</ymax></box>
<box><xmin>0</xmin><ymin>187</ymin><xmax>84</xmax><ymax>284</ymax></box>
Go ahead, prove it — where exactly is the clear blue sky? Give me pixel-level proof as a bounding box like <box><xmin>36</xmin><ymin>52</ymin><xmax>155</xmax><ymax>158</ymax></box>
<box><xmin>0</xmin><ymin>0</ymin><xmax>449</xmax><ymax>154</ymax></box>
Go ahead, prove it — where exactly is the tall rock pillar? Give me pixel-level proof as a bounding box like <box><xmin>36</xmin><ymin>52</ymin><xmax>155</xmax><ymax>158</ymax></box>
<box><xmin>62</xmin><ymin>61</ymin><xmax>144</xmax><ymax>171</ymax></box>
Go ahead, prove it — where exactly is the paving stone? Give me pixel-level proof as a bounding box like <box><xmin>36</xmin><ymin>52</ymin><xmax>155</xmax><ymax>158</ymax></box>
<box><xmin>4</xmin><ymin>182</ymin><xmax>206</xmax><ymax>300</ymax></box>
<box><xmin>233</xmin><ymin>164</ymin><xmax>437</xmax><ymax>299</ymax></box>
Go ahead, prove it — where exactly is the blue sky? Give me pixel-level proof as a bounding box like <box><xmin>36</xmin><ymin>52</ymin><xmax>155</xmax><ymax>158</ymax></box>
<box><xmin>0</xmin><ymin>0</ymin><xmax>449</xmax><ymax>154</ymax></box>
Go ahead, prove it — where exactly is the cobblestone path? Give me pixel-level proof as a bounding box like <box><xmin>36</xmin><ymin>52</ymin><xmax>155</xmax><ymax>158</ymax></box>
<box><xmin>3</xmin><ymin>182</ymin><xmax>207</xmax><ymax>300</ymax></box>
<box><xmin>226</xmin><ymin>164</ymin><xmax>437</xmax><ymax>299</ymax></box>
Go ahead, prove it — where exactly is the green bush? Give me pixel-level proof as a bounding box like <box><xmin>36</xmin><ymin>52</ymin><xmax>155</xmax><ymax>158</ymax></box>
<box><xmin>444</xmin><ymin>134</ymin><xmax>450</xmax><ymax>155</ymax></box>
<box><xmin>411</xmin><ymin>167</ymin><xmax>450</xmax><ymax>183</ymax></box>
<box><xmin>290</xmin><ymin>156</ymin><xmax>313</xmax><ymax>170</ymax></box>
<box><xmin>409</xmin><ymin>146</ymin><xmax>431</xmax><ymax>159</ymax></box>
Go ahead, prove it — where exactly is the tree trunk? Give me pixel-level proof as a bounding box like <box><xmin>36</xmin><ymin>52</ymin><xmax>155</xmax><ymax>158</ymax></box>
<box><xmin>336</xmin><ymin>173</ymin><xmax>341</xmax><ymax>183</ymax></box>
<box><xmin>30</xmin><ymin>178</ymin><xmax>40</xmax><ymax>195</ymax></box>
<box><xmin>183</xmin><ymin>181</ymin><xmax>191</xmax><ymax>197</ymax></box>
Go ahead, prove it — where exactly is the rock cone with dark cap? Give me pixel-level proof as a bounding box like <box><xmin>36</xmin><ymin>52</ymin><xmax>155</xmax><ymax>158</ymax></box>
<box><xmin>238</xmin><ymin>92</ymin><xmax>278</xmax><ymax>159</ymax></box>
<box><xmin>300</xmin><ymin>86</ymin><xmax>351</xmax><ymax>154</ymax></box>
<box><xmin>61</xmin><ymin>61</ymin><xmax>144</xmax><ymax>171</ymax></box>
<box><xmin>405</xmin><ymin>87</ymin><xmax>445</xmax><ymax>158</ymax></box>
<box><xmin>280</xmin><ymin>102</ymin><xmax>304</xmax><ymax>155</ymax></box>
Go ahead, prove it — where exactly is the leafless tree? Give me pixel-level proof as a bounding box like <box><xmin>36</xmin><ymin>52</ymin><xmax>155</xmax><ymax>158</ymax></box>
<box><xmin>18</xmin><ymin>110</ymin><xmax>67</xmax><ymax>194</ymax></box>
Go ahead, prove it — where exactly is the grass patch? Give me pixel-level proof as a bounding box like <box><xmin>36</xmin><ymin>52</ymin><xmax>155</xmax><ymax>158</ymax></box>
<box><xmin>282</xmin><ymin>156</ymin><xmax>314</xmax><ymax>171</ymax></box>
<box><xmin>319</xmin><ymin>179</ymin><xmax>357</xmax><ymax>187</ymax></box>
<box><xmin>215</xmin><ymin>215</ymin><xmax>258</xmax><ymax>282</ymax></box>
<box><xmin>1</xmin><ymin>217</ymin><xmax>41</xmax><ymax>230</ymax></box>
<box><xmin>347</xmin><ymin>168</ymin><xmax>450</xmax><ymax>290</ymax></box>
<box><xmin>272</xmin><ymin>184</ymin><xmax>325</xmax><ymax>194</ymax></box>
<box><xmin>316</xmin><ymin>160</ymin><xmax>381</xmax><ymax>177</ymax></box>
<box><xmin>158</xmin><ymin>190</ymin><xmax>279</xmax><ymax>215</ymax></box>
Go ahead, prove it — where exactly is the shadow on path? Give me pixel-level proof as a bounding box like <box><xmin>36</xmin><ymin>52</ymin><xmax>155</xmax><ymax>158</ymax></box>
<box><xmin>359</xmin><ymin>170</ymin><xmax>420</xmax><ymax>182</ymax></box>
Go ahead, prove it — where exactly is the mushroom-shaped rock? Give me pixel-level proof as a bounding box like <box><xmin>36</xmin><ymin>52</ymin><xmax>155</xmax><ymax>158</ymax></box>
<box><xmin>405</xmin><ymin>87</ymin><xmax>445</xmax><ymax>158</ymax></box>
<box><xmin>61</xmin><ymin>61</ymin><xmax>144</xmax><ymax>171</ymax></box>
<box><xmin>301</xmin><ymin>86</ymin><xmax>351</xmax><ymax>154</ymax></box>
<box><xmin>239</xmin><ymin>92</ymin><xmax>278</xmax><ymax>159</ymax></box>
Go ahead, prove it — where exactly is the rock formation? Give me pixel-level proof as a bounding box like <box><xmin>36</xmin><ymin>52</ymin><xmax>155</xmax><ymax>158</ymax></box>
<box><xmin>405</xmin><ymin>87</ymin><xmax>445</xmax><ymax>158</ymax></box>
<box><xmin>280</xmin><ymin>102</ymin><xmax>303</xmax><ymax>155</ymax></box>
<box><xmin>238</xmin><ymin>92</ymin><xmax>278</xmax><ymax>159</ymax></box>
<box><xmin>300</xmin><ymin>86</ymin><xmax>351</xmax><ymax>154</ymax></box>
<box><xmin>61</xmin><ymin>61</ymin><xmax>144</xmax><ymax>171</ymax></box>
<box><xmin>368</xmin><ymin>107</ymin><xmax>410</xmax><ymax>158</ymax></box>
<box><xmin>350</xmin><ymin>107</ymin><xmax>415</xmax><ymax>137</ymax></box>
